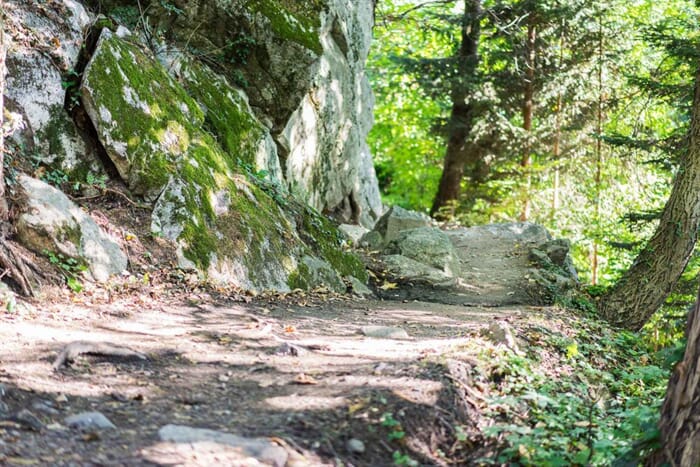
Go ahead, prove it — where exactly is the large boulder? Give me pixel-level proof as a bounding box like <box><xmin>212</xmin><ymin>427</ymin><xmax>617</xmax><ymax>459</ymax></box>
<box><xmin>142</xmin><ymin>0</ymin><xmax>383</xmax><ymax>226</ymax></box>
<box><xmin>279</xmin><ymin>0</ymin><xmax>383</xmax><ymax>227</ymax></box>
<box><xmin>15</xmin><ymin>175</ymin><xmax>127</xmax><ymax>282</ymax></box>
<box><xmin>4</xmin><ymin>0</ymin><xmax>96</xmax><ymax>173</ymax></box>
<box><xmin>81</xmin><ymin>30</ymin><xmax>366</xmax><ymax>292</ymax></box>
<box><xmin>360</xmin><ymin>206</ymin><xmax>432</xmax><ymax>248</ymax></box>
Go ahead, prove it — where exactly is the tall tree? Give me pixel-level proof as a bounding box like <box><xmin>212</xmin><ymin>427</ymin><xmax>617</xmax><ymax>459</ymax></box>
<box><xmin>599</xmin><ymin>63</ymin><xmax>700</xmax><ymax>330</ymax></box>
<box><xmin>0</xmin><ymin>2</ymin><xmax>7</xmax><ymax>222</ymax></box>
<box><xmin>646</xmin><ymin>281</ymin><xmax>700</xmax><ymax>466</ymax></box>
<box><xmin>430</xmin><ymin>0</ymin><xmax>484</xmax><ymax>218</ymax></box>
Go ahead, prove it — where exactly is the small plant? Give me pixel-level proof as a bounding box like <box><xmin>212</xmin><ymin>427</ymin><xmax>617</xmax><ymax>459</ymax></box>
<box><xmin>44</xmin><ymin>250</ymin><xmax>87</xmax><ymax>293</ymax></box>
<box><xmin>73</xmin><ymin>172</ymin><xmax>108</xmax><ymax>193</ymax></box>
<box><xmin>41</xmin><ymin>169</ymin><xmax>69</xmax><ymax>188</ymax></box>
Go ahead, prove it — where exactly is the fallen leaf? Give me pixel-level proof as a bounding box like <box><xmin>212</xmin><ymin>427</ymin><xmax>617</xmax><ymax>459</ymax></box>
<box><xmin>293</xmin><ymin>373</ymin><xmax>319</xmax><ymax>385</ymax></box>
<box><xmin>379</xmin><ymin>281</ymin><xmax>398</xmax><ymax>290</ymax></box>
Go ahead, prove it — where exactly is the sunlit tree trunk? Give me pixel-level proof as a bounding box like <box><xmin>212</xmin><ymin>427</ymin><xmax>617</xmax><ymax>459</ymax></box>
<box><xmin>599</xmin><ymin>64</ymin><xmax>700</xmax><ymax>330</ymax></box>
<box><xmin>519</xmin><ymin>20</ymin><xmax>536</xmax><ymax>222</ymax></box>
<box><xmin>645</xmin><ymin>283</ymin><xmax>700</xmax><ymax>466</ymax></box>
<box><xmin>591</xmin><ymin>8</ymin><xmax>605</xmax><ymax>286</ymax></box>
<box><xmin>430</xmin><ymin>0</ymin><xmax>482</xmax><ymax>219</ymax></box>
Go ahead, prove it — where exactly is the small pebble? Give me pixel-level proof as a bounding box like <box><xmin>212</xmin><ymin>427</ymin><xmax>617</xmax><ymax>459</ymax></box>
<box><xmin>346</xmin><ymin>438</ymin><xmax>365</xmax><ymax>454</ymax></box>
<box><xmin>65</xmin><ymin>411</ymin><xmax>116</xmax><ymax>431</ymax></box>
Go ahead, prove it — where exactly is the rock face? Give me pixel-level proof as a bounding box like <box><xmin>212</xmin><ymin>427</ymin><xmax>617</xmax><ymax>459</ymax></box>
<box><xmin>80</xmin><ymin>29</ymin><xmax>366</xmax><ymax>291</ymax></box>
<box><xmin>147</xmin><ymin>0</ymin><xmax>383</xmax><ymax>227</ymax></box>
<box><xmin>5</xmin><ymin>0</ymin><xmax>380</xmax><ymax>293</ymax></box>
<box><xmin>16</xmin><ymin>175</ymin><xmax>127</xmax><ymax>282</ymax></box>
<box><xmin>366</xmin><ymin>208</ymin><xmax>578</xmax><ymax>305</ymax></box>
<box><xmin>4</xmin><ymin>0</ymin><xmax>95</xmax><ymax>173</ymax></box>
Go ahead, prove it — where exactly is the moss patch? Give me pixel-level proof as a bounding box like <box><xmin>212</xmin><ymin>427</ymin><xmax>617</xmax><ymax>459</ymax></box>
<box><xmin>81</xmin><ymin>29</ymin><xmax>205</xmax><ymax>197</ymax></box>
<box><xmin>180</xmin><ymin>62</ymin><xmax>265</xmax><ymax>167</ymax></box>
<box><xmin>245</xmin><ymin>0</ymin><xmax>325</xmax><ymax>54</ymax></box>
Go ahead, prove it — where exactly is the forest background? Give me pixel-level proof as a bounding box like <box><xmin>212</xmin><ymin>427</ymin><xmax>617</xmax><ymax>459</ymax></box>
<box><xmin>368</xmin><ymin>0</ymin><xmax>699</xmax><ymax>345</ymax></box>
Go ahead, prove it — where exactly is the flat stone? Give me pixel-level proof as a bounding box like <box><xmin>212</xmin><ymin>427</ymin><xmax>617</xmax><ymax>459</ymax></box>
<box><xmin>65</xmin><ymin>411</ymin><xmax>116</xmax><ymax>431</ymax></box>
<box><xmin>158</xmin><ymin>424</ymin><xmax>288</xmax><ymax>467</ymax></box>
<box><xmin>361</xmin><ymin>326</ymin><xmax>410</xmax><ymax>339</ymax></box>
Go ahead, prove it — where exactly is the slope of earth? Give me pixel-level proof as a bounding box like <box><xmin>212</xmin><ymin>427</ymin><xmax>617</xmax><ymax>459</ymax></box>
<box><xmin>0</xmin><ymin>288</ymin><xmax>593</xmax><ymax>466</ymax></box>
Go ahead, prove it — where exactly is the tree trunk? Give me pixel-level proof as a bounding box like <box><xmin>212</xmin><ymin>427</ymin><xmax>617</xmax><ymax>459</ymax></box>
<box><xmin>599</xmin><ymin>64</ymin><xmax>700</xmax><ymax>330</ymax></box>
<box><xmin>0</xmin><ymin>3</ymin><xmax>7</xmax><ymax>221</ymax></box>
<box><xmin>645</xmin><ymin>283</ymin><xmax>700</xmax><ymax>466</ymax></box>
<box><xmin>518</xmin><ymin>20</ymin><xmax>536</xmax><ymax>222</ymax></box>
<box><xmin>430</xmin><ymin>0</ymin><xmax>482</xmax><ymax>219</ymax></box>
<box><xmin>592</xmin><ymin>8</ymin><xmax>605</xmax><ymax>286</ymax></box>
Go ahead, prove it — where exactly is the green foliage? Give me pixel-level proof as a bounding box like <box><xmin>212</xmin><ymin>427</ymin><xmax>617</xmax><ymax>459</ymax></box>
<box><xmin>368</xmin><ymin>0</ymin><xmax>698</xmax><ymax>285</ymax></box>
<box><xmin>44</xmin><ymin>250</ymin><xmax>88</xmax><ymax>293</ymax></box>
<box><xmin>477</xmin><ymin>316</ymin><xmax>670</xmax><ymax>465</ymax></box>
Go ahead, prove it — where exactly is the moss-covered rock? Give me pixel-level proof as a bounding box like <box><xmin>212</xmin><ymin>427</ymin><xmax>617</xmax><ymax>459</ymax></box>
<box><xmin>145</xmin><ymin>0</ymin><xmax>325</xmax><ymax>131</ymax></box>
<box><xmin>82</xmin><ymin>29</ymin><xmax>366</xmax><ymax>292</ymax></box>
<box><xmin>178</xmin><ymin>61</ymin><xmax>281</xmax><ymax>180</ymax></box>
<box><xmin>81</xmin><ymin>29</ymin><xmax>209</xmax><ymax>199</ymax></box>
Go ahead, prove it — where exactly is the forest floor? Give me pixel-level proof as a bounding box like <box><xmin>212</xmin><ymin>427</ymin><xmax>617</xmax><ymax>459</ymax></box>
<box><xmin>0</xmin><ymin>279</ymin><xmax>582</xmax><ymax>466</ymax></box>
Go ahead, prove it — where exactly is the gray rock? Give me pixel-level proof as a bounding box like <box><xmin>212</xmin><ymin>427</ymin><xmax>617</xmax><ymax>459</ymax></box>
<box><xmin>482</xmin><ymin>322</ymin><xmax>518</xmax><ymax>351</ymax></box>
<box><xmin>339</xmin><ymin>224</ymin><xmax>370</xmax><ymax>244</ymax></box>
<box><xmin>65</xmin><ymin>411</ymin><xmax>116</xmax><ymax>431</ymax></box>
<box><xmin>361</xmin><ymin>326</ymin><xmax>410</xmax><ymax>339</ymax></box>
<box><xmin>295</xmin><ymin>255</ymin><xmax>346</xmax><ymax>293</ymax></box>
<box><xmin>31</xmin><ymin>399</ymin><xmax>60</xmax><ymax>416</ymax></box>
<box><xmin>359</xmin><ymin>230</ymin><xmax>383</xmax><ymax>250</ymax></box>
<box><xmin>387</xmin><ymin>227</ymin><xmax>461</xmax><ymax>277</ymax></box>
<box><xmin>366</xmin><ymin>206</ymin><xmax>431</xmax><ymax>245</ymax></box>
<box><xmin>12</xmin><ymin>409</ymin><xmax>44</xmax><ymax>432</ymax></box>
<box><xmin>346</xmin><ymin>438</ymin><xmax>366</xmax><ymax>454</ymax></box>
<box><xmin>158</xmin><ymin>424</ymin><xmax>288</xmax><ymax>467</ymax></box>
<box><xmin>5</xmin><ymin>0</ymin><xmax>96</xmax><ymax>173</ymax></box>
<box><xmin>382</xmin><ymin>254</ymin><xmax>456</xmax><ymax>286</ymax></box>
<box><xmin>16</xmin><ymin>175</ymin><xmax>127</xmax><ymax>282</ymax></box>
<box><xmin>347</xmin><ymin>276</ymin><xmax>374</xmax><ymax>298</ymax></box>
<box><xmin>0</xmin><ymin>383</ymin><xmax>6</xmax><ymax>398</ymax></box>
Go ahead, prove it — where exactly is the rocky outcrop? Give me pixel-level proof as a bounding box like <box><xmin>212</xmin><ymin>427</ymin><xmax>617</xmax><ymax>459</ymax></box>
<box><xmin>4</xmin><ymin>0</ymin><xmax>95</xmax><ymax>173</ymax></box>
<box><xmin>366</xmin><ymin>208</ymin><xmax>578</xmax><ymax>306</ymax></box>
<box><xmin>81</xmin><ymin>29</ymin><xmax>365</xmax><ymax>292</ymax></box>
<box><xmin>279</xmin><ymin>0</ymin><xmax>383</xmax><ymax>228</ymax></box>
<box><xmin>5</xmin><ymin>0</ymin><xmax>381</xmax><ymax>293</ymax></box>
<box><xmin>146</xmin><ymin>0</ymin><xmax>382</xmax><ymax>226</ymax></box>
<box><xmin>15</xmin><ymin>175</ymin><xmax>127</xmax><ymax>282</ymax></box>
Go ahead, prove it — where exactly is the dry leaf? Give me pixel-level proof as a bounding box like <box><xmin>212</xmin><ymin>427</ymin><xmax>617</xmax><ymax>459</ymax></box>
<box><xmin>379</xmin><ymin>281</ymin><xmax>398</xmax><ymax>290</ymax></box>
<box><xmin>293</xmin><ymin>373</ymin><xmax>319</xmax><ymax>385</ymax></box>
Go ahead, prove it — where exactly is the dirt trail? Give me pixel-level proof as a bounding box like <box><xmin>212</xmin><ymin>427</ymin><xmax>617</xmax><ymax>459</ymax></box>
<box><xmin>0</xmin><ymin>292</ymin><xmax>548</xmax><ymax>466</ymax></box>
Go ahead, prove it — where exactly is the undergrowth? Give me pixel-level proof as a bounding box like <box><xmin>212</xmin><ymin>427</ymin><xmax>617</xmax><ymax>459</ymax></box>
<box><xmin>476</xmin><ymin>310</ymin><xmax>677</xmax><ymax>466</ymax></box>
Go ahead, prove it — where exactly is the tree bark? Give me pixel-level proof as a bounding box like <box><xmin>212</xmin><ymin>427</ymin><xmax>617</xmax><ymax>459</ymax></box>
<box><xmin>518</xmin><ymin>20</ymin><xmax>536</xmax><ymax>222</ymax></box>
<box><xmin>0</xmin><ymin>3</ymin><xmax>7</xmax><ymax>221</ymax></box>
<box><xmin>645</xmin><ymin>283</ymin><xmax>700</xmax><ymax>466</ymax></box>
<box><xmin>599</xmin><ymin>64</ymin><xmax>700</xmax><ymax>330</ymax></box>
<box><xmin>430</xmin><ymin>0</ymin><xmax>482</xmax><ymax>219</ymax></box>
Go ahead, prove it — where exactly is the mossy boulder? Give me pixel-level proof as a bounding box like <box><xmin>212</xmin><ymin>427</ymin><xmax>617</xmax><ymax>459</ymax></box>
<box><xmin>145</xmin><ymin>0</ymin><xmax>326</xmax><ymax>131</ymax></box>
<box><xmin>81</xmin><ymin>29</ymin><xmax>366</xmax><ymax>292</ymax></box>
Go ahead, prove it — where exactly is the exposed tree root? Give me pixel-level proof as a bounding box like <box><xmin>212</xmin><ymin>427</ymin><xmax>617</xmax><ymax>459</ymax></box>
<box><xmin>0</xmin><ymin>238</ymin><xmax>36</xmax><ymax>297</ymax></box>
<box><xmin>53</xmin><ymin>341</ymin><xmax>149</xmax><ymax>371</ymax></box>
